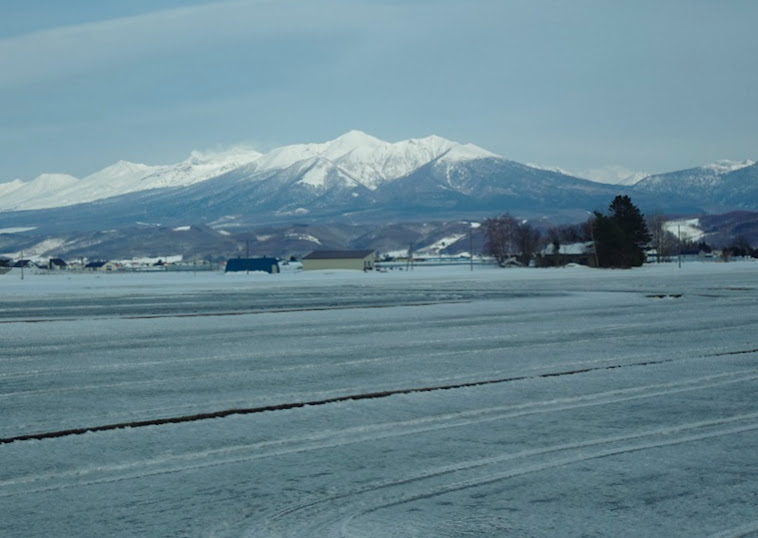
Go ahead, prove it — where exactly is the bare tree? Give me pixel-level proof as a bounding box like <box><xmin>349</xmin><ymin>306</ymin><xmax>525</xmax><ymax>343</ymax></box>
<box><xmin>547</xmin><ymin>222</ymin><xmax>592</xmax><ymax>244</ymax></box>
<box><xmin>484</xmin><ymin>214</ymin><xmax>542</xmax><ymax>266</ymax></box>
<box><xmin>483</xmin><ymin>214</ymin><xmax>519</xmax><ymax>266</ymax></box>
<box><xmin>515</xmin><ymin>222</ymin><xmax>541</xmax><ymax>266</ymax></box>
<box><xmin>732</xmin><ymin>235</ymin><xmax>752</xmax><ymax>259</ymax></box>
<box><xmin>647</xmin><ymin>212</ymin><xmax>676</xmax><ymax>263</ymax></box>
<box><xmin>545</xmin><ymin>227</ymin><xmax>562</xmax><ymax>266</ymax></box>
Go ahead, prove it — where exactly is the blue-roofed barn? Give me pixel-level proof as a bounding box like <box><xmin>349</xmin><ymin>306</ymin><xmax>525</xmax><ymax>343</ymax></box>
<box><xmin>225</xmin><ymin>257</ymin><xmax>280</xmax><ymax>274</ymax></box>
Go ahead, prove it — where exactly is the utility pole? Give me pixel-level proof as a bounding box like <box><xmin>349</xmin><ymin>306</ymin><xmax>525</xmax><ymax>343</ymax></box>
<box><xmin>469</xmin><ymin>222</ymin><xmax>480</xmax><ymax>271</ymax></box>
<box><xmin>470</xmin><ymin>226</ymin><xmax>474</xmax><ymax>271</ymax></box>
<box><xmin>678</xmin><ymin>225</ymin><xmax>682</xmax><ymax>269</ymax></box>
<box><xmin>589</xmin><ymin>219</ymin><xmax>600</xmax><ymax>268</ymax></box>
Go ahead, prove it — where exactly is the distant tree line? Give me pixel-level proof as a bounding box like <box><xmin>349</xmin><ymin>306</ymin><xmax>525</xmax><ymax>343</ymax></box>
<box><xmin>483</xmin><ymin>195</ymin><xmax>653</xmax><ymax>269</ymax></box>
<box><xmin>482</xmin><ymin>195</ymin><xmax>758</xmax><ymax>268</ymax></box>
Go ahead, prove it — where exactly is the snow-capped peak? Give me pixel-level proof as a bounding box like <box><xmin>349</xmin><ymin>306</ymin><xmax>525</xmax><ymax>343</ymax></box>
<box><xmin>247</xmin><ymin>131</ymin><xmax>496</xmax><ymax>190</ymax></box>
<box><xmin>0</xmin><ymin>173</ymin><xmax>79</xmax><ymax>211</ymax></box>
<box><xmin>541</xmin><ymin>164</ymin><xmax>649</xmax><ymax>185</ymax></box>
<box><xmin>144</xmin><ymin>146</ymin><xmax>263</xmax><ymax>187</ymax></box>
<box><xmin>527</xmin><ymin>163</ymin><xmax>576</xmax><ymax>176</ymax></box>
<box><xmin>702</xmin><ymin>159</ymin><xmax>755</xmax><ymax>174</ymax></box>
<box><xmin>631</xmin><ymin>157</ymin><xmax>757</xmax><ymax>194</ymax></box>
<box><xmin>0</xmin><ymin>178</ymin><xmax>26</xmax><ymax>198</ymax></box>
<box><xmin>327</xmin><ymin>129</ymin><xmax>384</xmax><ymax>151</ymax></box>
<box><xmin>589</xmin><ymin>166</ymin><xmax>648</xmax><ymax>186</ymax></box>
<box><xmin>439</xmin><ymin>143</ymin><xmax>500</xmax><ymax>163</ymax></box>
<box><xmin>89</xmin><ymin>161</ymin><xmax>152</xmax><ymax>181</ymax></box>
<box><xmin>185</xmin><ymin>146</ymin><xmax>263</xmax><ymax>167</ymax></box>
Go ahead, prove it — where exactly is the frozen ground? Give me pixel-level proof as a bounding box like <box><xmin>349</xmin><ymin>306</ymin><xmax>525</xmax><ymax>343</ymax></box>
<box><xmin>1</xmin><ymin>263</ymin><xmax>758</xmax><ymax>537</ymax></box>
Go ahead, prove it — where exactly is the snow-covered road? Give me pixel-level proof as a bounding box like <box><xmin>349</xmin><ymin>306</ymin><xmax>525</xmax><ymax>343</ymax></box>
<box><xmin>1</xmin><ymin>264</ymin><xmax>757</xmax><ymax>536</ymax></box>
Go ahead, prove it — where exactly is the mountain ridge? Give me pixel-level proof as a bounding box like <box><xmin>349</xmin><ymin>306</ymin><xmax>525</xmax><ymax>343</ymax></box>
<box><xmin>3</xmin><ymin>131</ymin><xmax>753</xmax><ymax>216</ymax></box>
<box><xmin>0</xmin><ymin>131</ymin><xmax>501</xmax><ymax>211</ymax></box>
<box><xmin>0</xmin><ymin>131</ymin><xmax>756</xmax><ymax>261</ymax></box>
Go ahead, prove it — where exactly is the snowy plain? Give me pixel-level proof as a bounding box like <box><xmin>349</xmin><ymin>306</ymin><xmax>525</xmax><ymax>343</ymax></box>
<box><xmin>1</xmin><ymin>263</ymin><xmax>758</xmax><ymax>537</ymax></box>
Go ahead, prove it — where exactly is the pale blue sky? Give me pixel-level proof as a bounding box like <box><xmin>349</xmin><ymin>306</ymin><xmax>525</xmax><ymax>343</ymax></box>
<box><xmin>1</xmin><ymin>0</ymin><xmax>756</xmax><ymax>182</ymax></box>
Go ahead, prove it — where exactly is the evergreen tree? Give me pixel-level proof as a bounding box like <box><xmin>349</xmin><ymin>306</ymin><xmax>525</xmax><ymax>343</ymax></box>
<box><xmin>593</xmin><ymin>195</ymin><xmax>651</xmax><ymax>268</ymax></box>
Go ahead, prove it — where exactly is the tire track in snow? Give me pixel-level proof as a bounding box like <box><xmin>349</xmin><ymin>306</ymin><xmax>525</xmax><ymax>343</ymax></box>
<box><xmin>0</xmin><ymin>315</ymin><xmax>644</xmax><ymax>379</ymax></box>
<box><xmin>2</xmin><ymin>370</ymin><xmax>757</xmax><ymax>498</ymax></box>
<box><xmin>3</xmin><ymin>344</ymin><xmax>758</xmax><ymax>445</ymax></box>
<box><xmin>2</xmin><ymin>323</ymin><xmax>755</xmax><ymax>401</ymax></box>
<box><xmin>3</xmin><ymin>339</ymin><xmax>694</xmax><ymax>438</ymax></box>
<box><xmin>0</xmin><ymin>357</ymin><xmax>693</xmax><ymax>444</ymax></box>
<box><xmin>342</xmin><ymin>421</ymin><xmax>758</xmax><ymax>537</ymax></box>
<box><xmin>709</xmin><ymin>520</ymin><xmax>758</xmax><ymax>538</ymax></box>
<box><xmin>3</xmin><ymin>303</ymin><xmax>755</xmax><ymax>378</ymax></box>
<box><xmin>264</xmin><ymin>415</ymin><xmax>758</xmax><ymax>537</ymax></box>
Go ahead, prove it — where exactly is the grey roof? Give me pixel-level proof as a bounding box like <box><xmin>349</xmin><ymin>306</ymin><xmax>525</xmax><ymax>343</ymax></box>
<box><xmin>302</xmin><ymin>250</ymin><xmax>375</xmax><ymax>260</ymax></box>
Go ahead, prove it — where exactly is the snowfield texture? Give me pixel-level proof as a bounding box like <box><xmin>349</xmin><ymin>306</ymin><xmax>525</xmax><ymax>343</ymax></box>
<box><xmin>1</xmin><ymin>263</ymin><xmax>758</xmax><ymax>537</ymax></box>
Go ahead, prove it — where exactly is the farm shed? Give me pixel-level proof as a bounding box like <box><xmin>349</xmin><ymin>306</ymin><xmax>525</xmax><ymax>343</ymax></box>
<box><xmin>225</xmin><ymin>257</ymin><xmax>280</xmax><ymax>274</ymax></box>
<box><xmin>84</xmin><ymin>261</ymin><xmax>119</xmax><ymax>272</ymax></box>
<box><xmin>539</xmin><ymin>242</ymin><xmax>595</xmax><ymax>267</ymax></box>
<box><xmin>301</xmin><ymin>250</ymin><xmax>376</xmax><ymax>271</ymax></box>
<box><xmin>84</xmin><ymin>261</ymin><xmax>106</xmax><ymax>271</ymax></box>
<box><xmin>48</xmin><ymin>258</ymin><xmax>67</xmax><ymax>270</ymax></box>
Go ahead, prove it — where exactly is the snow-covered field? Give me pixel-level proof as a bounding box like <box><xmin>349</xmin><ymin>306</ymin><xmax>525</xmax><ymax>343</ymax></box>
<box><xmin>2</xmin><ymin>263</ymin><xmax>758</xmax><ymax>537</ymax></box>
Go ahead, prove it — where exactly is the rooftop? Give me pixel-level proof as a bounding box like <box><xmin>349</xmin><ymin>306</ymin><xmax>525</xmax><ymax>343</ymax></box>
<box><xmin>303</xmin><ymin>250</ymin><xmax>375</xmax><ymax>260</ymax></box>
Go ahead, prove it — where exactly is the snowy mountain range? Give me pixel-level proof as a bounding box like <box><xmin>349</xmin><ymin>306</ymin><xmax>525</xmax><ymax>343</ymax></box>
<box><xmin>0</xmin><ymin>130</ymin><xmax>624</xmax><ymax>234</ymax></box>
<box><xmin>0</xmin><ymin>130</ymin><xmax>756</xmax><ymax>260</ymax></box>
<box><xmin>0</xmin><ymin>131</ymin><xmax>497</xmax><ymax>212</ymax></box>
<box><xmin>1</xmin><ymin>131</ymin><xmax>754</xmax><ymax>219</ymax></box>
<box><xmin>632</xmin><ymin>159</ymin><xmax>757</xmax><ymax>210</ymax></box>
<box><xmin>0</xmin><ymin>147</ymin><xmax>264</xmax><ymax>212</ymax></box>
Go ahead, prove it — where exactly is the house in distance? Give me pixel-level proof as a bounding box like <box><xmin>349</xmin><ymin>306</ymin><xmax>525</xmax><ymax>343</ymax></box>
<box><xmin>302</xmin><ymin>250</ymin><xmax>376</xmax><ymax>271</ymax></box>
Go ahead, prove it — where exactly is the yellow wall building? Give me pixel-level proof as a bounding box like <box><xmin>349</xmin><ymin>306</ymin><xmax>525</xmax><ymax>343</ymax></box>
<box><xmin>302</xmin><ymin>250</ymin><xmax>375</xmax><ymax>271</ymax></box>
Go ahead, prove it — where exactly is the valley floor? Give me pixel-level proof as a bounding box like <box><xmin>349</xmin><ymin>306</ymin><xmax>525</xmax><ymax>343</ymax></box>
<box><xmin>1</xmin><ymin>263</ymin><xmax>757</xmax><ymax>536</ymax></box>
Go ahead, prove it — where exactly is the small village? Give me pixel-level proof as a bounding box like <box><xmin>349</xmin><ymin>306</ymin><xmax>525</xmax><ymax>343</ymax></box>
<box><xmin>0</xmin><ymin>249</ymin><xmax>476</xmax><ymax>275</ymax></box>
<box><xmin>1</xmin><ymin>243</ymin><xmax>754</xmax><ymax>278</ymax></box>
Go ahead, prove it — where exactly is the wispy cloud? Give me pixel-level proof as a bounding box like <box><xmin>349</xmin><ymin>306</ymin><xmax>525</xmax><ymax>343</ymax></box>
<box><xmin>2</xmin><ymin>0</ymin><xmax>757</xmax><ymax>181</ymax></box>
<box><xmin>0</xmin><ymin>0</ymin><xmax>379</xmax><ymax>89</ymax></box>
